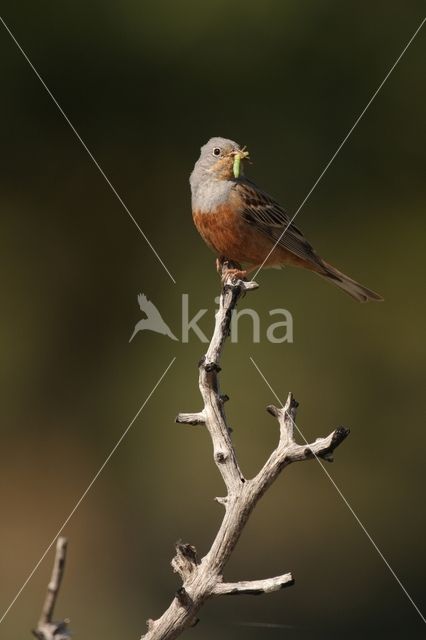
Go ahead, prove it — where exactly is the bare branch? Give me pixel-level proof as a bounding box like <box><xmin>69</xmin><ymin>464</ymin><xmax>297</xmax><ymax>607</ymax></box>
<box><xmin>175</xmin><ymin>411</ymin><xmax>205</xmax><ymax>426</ymax></box>
<box><xmin>255</xmin><ymin>397</ymin><xmax>350</xmax><ymax>493</ymax></box>
<box><xmin>213</xmin><ymin>573</ymin><xmax>294</xmax><ymax>596</ymax></box>
<box><xmin>32</xmin><ymin>537</ymin><xmax>71</xmax><ymax>640</ymax></box>
<box><xmin>141</xmin><ymin>262</ymin><xmax>349</xmax><ymax>640</ymax></box>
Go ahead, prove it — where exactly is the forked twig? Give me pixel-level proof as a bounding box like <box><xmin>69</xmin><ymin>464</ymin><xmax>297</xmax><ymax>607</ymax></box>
<box><xmin>142</xmin><ymin>262</ymin><xmax>349</xmax><ymax>639</ymax></box>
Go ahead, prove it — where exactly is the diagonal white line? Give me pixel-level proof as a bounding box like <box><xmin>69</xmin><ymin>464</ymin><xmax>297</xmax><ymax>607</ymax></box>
<box><xmin>0</xmin><ymin>356</ymin><xmax>176</xmax><ymax>625</ymax></box>
<box><xmin>0</xmin><ymin>15</ymin><xmax>176</xmax><ymax>285</ymax></box>
<box><xmin>252</xmin><ymin>16</ymin><xmax>426</xmax><ymax>281</ymax></box>
<box><xmin>250</xmin><ymin>356</ymin><xmax>426</xmax><ymax>624</ymax></box>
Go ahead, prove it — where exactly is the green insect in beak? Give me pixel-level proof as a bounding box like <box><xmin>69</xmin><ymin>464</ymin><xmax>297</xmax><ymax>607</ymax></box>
<box><xmin>233</xmin><ymin>148</ymin><xmax>249</xmax><ymax>179</ymax></box>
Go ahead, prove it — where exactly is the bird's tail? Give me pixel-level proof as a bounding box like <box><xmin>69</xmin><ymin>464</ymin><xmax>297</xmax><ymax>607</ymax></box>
<box><xmin>316</xmin><ymin>260</ymin><xmax>383</xmax><ymax>303</ymax></box>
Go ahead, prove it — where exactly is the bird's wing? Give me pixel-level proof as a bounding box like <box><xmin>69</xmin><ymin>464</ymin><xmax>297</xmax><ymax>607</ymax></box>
<box><xmin>234</xmin><ymin>179</ymin><xmax>324</xmax><ymax>269</ymax></box>
<box><xmin>137</xmin><ymin>293</ymin><xmax>163</xmax><ymax>321</ymax></box>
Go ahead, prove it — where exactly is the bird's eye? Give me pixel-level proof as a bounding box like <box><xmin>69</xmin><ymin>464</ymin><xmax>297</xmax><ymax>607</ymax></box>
<box><xmin>212</xmin><ymin>147</ymin><xmax>221</xmax><ymax>157</ymax></box>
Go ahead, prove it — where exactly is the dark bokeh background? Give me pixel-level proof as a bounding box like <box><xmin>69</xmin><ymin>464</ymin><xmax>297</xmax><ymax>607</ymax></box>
<box><xmin>1</xmin><ymin>2</ymin><xmax>425</xmax><ymax>638</ymax></box>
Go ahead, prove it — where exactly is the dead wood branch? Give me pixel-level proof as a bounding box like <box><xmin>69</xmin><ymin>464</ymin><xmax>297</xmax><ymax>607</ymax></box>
<box><xmin>32</xmin><ymin>537</ymin><xmax>71</xmax><ymax>640</ymax></box>
<box><xmin>142</xmin><ymin>261</ymin><xmax>349</xmax><ymax>640</ymax></box>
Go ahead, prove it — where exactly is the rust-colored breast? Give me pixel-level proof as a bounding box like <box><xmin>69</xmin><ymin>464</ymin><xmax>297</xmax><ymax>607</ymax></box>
<box><xmin>193</xmin><ymin>204</ymin><xmax>282</xmax><ymax>266</ymax></box>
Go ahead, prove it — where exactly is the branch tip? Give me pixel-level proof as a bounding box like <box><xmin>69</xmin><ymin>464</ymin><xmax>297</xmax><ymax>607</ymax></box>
<box><xmin>214</xmin><ymin>573</ymin><xmax>294</xmax><ymax>596</ymax></box>
<box><xmin>266</xmin><ymin>404</ymin><xmax>280</xmax><ymax>418</ymax></box>
<box><xmin>175</xmin><ymin>412</ymin><xmax>205</xmax><ymax>426</ymax></box>
<box><xmin>333</xmin><ymin>426</ymin><xmax>350</xmax><ymax>444</ymax></box>
<box><xmin>284</xmin><ymin>393</ymin><xmax>299</xmax><ymax>416</ymax></box>
<box><xmin>242</xmin><ymin>280</ymin><xmax>259</xmax><ymax>290</ymax></box>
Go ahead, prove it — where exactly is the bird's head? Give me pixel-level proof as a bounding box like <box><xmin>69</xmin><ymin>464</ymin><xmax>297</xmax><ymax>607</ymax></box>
<box><xmin>190</xmin><ymin>137</ymin><xmax>249</xmax><ymax>187</ymax></box>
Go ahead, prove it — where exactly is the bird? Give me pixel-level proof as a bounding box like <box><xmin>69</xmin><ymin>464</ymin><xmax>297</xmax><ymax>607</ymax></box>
<box><xmin>190</xmin><ymin>137</ymin><xmax>383</xmax><ymax>302</ymax></box>
<box><xmin>129</xmin><ymin>293</ymin><xmax>178</xmax><ymax>342</ymax></box>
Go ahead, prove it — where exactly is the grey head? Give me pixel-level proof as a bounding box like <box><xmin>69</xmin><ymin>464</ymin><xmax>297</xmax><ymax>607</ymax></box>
<box><xmin>190</xmin><ymin>137</ymin><xmax>241</xmax><ymax>212</ymax></box>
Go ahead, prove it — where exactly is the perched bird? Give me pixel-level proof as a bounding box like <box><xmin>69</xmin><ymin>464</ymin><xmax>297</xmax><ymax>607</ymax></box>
<box><xmin>190</xmin><ymin>137</ymin><xmax>382</xmax><ymax>302</ymax></box>
<box><xmin>129</xmin><ymin>293</ymin><xmax>178</xmax><ymax>342</ymax></box>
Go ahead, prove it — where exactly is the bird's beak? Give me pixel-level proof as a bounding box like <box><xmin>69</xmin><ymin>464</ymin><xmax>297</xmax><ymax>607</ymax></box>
<box><xmin>231</xmin><ymin>147</ymin><xmax>250</xmax><ymax>179</ymax></box>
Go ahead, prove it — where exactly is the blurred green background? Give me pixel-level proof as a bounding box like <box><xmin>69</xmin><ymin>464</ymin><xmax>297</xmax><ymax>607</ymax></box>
<box><xmin>0</xmin><ymin>2</ymin><xmax>425</xmax><ymax>638</ymax></box>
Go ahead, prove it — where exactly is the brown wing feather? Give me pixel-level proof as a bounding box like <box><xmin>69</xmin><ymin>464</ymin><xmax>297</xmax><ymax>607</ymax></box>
<box><xmin>234</xmin><ymin>179</ymin><xmax>325</xmax><ymax>271</ymax></box>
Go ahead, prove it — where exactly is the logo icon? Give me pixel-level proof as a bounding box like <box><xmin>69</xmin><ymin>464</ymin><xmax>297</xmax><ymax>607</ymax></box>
<box><xmin>129</xmin><ymin>294</ymin><xmax>178</xmax><ymax>342</ymax></box>
<box><xmin>130</xmin><ymin>293</ymin><xmax>294</xmax><ymax>344</ymax></box>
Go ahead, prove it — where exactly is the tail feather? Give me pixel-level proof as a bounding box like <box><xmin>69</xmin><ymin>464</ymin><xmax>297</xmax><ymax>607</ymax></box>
<box><xmin>317</xmin><ymin>260</ymin><xmax>383</xmax><ymax>303</ymax></box>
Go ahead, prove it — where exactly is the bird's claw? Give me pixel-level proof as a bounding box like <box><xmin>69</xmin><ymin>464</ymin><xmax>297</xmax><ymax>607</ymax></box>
<box><xmin>216</xmin><ymin>257</ymin><xmax>247</xmax><ymax>283</ymax></box>
<box><xmin>222</xmin><ymin>268</ymin><xmax>247</xmax><ymax>283</ymax></box>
